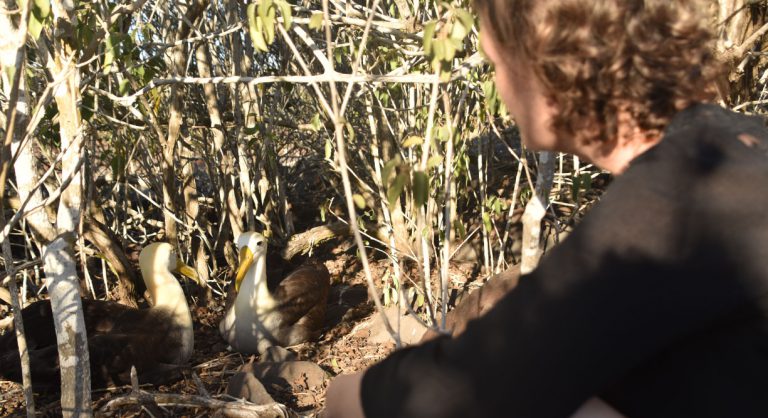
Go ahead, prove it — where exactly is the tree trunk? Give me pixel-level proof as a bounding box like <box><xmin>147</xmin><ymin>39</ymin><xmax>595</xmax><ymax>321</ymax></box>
<box><xmin>181</xmin><ymin>140</ymin><xmax>212</xmax><ymax>304</ymax></box>
<box><xmin>227</xmin><ymin>0</ymin><xmax>255</xmax><ymax>233</ymax></box>
<box><xmin>194</xmin><ymin>27</ymin><xmax>242</xmax><ymax>241</ymax></box>
<box><xmin>1</xmin><ymin>0</ymin><xmax>40</xmax><ymax>414</ymax></box>
<box><xmin>521</xmin><ymin>151</ymin><xmax>555</xmax><ymax>274</ymax></box>
<box><xmin>161</xmin><ymin>0</ymin><xmax>209</xmax><ymax>245</ymax></box>
<box><xmin>44</xmin><ymin>1</ymin><xmax>93</xmax><ymax>414</ymax></box>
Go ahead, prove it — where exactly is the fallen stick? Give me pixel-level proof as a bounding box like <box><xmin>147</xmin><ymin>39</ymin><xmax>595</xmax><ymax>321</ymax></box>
<box><xmin>102</xmin><ymin>390</ymin><xmax>306</xmax><ymax>418</ymax></box>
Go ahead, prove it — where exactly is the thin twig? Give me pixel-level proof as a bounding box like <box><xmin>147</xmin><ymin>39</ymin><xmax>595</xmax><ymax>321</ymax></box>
<box><xmin>322</xmin><ymin>0</ymin><xmax>401</xmax><ymax>347</ymax></box>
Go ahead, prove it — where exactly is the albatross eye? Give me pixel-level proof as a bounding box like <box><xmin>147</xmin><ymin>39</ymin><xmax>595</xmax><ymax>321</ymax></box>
<box><xmin>256</xmin><ymin>240</ymin><xmax>263</xmax><ymax>247</ymax></box>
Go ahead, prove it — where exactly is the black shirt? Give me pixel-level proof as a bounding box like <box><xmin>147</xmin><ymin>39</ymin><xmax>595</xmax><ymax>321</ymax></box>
<box><xmin>360</xmin><ymin>104</ymin><xmax>768</xmax><ymax>418</ymax></box>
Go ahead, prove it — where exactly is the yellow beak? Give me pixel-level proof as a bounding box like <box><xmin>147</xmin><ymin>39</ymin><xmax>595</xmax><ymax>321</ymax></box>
<box><xmin>175</xmin><ymin>257</ymin><xmax>201</xmax><ymax>285</ymax></box>
<box><xmin>234</xmin><ymin>247</ymin><xmax>255</xmax><ymax>292</ymax></box>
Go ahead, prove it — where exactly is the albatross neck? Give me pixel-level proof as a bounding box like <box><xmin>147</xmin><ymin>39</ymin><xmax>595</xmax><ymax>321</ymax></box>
<box><xmin>148</xmin><ymin>272</ymin><xmax>192</xmax><ymax>322</ymax></box>
<box><xmin>146</xmin><ymin>270</ymin><xmax>194</xmax><ymax>361</ymax></box>
<box><xmin>238</xmin><ymin>253</ymin><xmax>274</xmax><ymax>310</ymax></box>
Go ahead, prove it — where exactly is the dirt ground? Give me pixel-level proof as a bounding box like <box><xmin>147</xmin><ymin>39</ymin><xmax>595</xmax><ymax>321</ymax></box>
<box><xmin>0</xmin><ymin>238</ymin><xmax>483</xmax><ymax>418</ymax></box>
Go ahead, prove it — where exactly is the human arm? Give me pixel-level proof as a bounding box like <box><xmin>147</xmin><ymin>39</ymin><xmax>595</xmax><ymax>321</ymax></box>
<box><xmin>324</xmin><ymin>372</ymin><xmax>626</xmax><ymax>418</ymax></box>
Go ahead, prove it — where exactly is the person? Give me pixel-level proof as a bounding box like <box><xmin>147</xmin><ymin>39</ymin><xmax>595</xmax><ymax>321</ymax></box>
<box><xmin>324</xmin><ymin>0</ymin><xmax>768</xmax><ymax>417</ymax></box>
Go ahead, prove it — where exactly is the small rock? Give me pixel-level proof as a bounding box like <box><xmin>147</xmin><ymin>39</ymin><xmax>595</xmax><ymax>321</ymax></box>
<box><xmin>365</xmin><ymin>306</ymin><xmax>428</xmax><ymax>345</ymax></box>
<box><xmin>260</xmin><ymin>346</ymin><xmax>298</xmax><ymax>363</ymax></box>
<box><xmin>247</xmin><ymin>361</ymin><xmax>328</xmax><ymax>391</ymax></box>
<box><xmin>226</xmin><ymin>370</ymin><xmax>275</xmax><ymax>405</ymax></box>
<box><xmin>421</xmin><ymin>265</ymin><xmax>521</xmax><ymax>341</ymax></box>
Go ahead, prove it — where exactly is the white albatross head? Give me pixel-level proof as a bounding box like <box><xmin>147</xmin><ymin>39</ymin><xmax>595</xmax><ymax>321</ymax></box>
<box><xmin>138</xmin><ymin>242</ymin><xmax>200</xmax><ymax>295</ymax></box>
<box><xmin>234</xmin><ymin>232</ymin><xmax>269</xmax><ymax>292</ymax></box>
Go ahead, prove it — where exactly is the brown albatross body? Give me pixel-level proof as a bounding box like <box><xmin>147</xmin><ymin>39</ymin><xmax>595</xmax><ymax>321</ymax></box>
<box><xmin>219</xmin><ymin>232</ymin><xmax>330</xmax><ymax>354</ymax></box>
<box><xmin>0</xmin><ymin>242</ymin><xmax>198</xmax><ymax>391</ymax></box>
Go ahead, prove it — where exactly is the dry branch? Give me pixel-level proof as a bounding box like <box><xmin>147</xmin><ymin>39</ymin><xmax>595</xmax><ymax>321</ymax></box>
<box><xmin>0</xmin><ymin>260</ymin><xmax>42</xmax><ymax>285</ymax></box>
<box><xmin>102</xmin><ymin>390</ymin><xmax>303</xmax><ymax>418</ymax></box>
<box><xmin>100</xmin><ymin>52</ymin><xmax>484</xmax><ymax>107</ymax></box>
<box><xmin>3</xmin><ymin>195</ymin><xmax>141</xmax><ymax>306</ymax></box>
<box><xmin>723</xmin><ymin>21</ymin><xmax>768</xmax><ymax>66</ymax></box>
<box><xmin>280</xmin><ymin>222</ymin><xmax>351</xmax><ymax>260</ymax></box>
<box><xmin>82</xmin><ymin>217</ymin><xmax>142</xmax><ymax>306</ymax></box>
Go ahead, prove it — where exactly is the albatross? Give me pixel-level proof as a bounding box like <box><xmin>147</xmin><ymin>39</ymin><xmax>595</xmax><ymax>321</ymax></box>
<box><xmin>0</xmin><ymin>242</ymin><xmax>199</xmax><ymax>391</ymax></box>
<box><xmin>219</xmin><ymin>231</ymin><xmax>330</xmax><ymax>354</ymax></box>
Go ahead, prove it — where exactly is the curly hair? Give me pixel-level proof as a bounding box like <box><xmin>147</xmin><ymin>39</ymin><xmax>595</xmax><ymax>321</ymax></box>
<box><xmin>474</xmin><ymin>0</ymin><xmax>723</xmax><ymax>145</ymax></box>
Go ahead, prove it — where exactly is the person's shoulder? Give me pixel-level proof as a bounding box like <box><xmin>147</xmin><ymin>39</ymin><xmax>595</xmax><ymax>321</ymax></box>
<box><xmin>619</xmin><ymin>103</ymin><xmax>768</xmax><ymax>198</ymax></box>
<box><xmin>651</xmin><ymin>103</ymin><xmax>768</xmax><ymax>169</ymax></box>
<box><xmin>666</xmin><ymin>103</ymin><xmax>768</xmax><ymax>145</ymax></box>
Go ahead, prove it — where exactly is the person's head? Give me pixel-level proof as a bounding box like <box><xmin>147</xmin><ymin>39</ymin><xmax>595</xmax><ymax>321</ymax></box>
<box><xmin>475</xmin><ymin>0</ymin><xmax>721</xmax><ymax>156</ymax></box>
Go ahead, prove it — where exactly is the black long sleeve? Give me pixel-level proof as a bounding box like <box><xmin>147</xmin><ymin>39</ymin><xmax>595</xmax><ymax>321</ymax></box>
<box><xmin>360</xmin><ymin>104</ymin><xmax>768</xmax><ymax>418</ymax></box>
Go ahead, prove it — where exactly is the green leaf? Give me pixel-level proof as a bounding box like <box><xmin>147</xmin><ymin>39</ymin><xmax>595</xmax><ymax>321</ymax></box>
<box><xmin>412</xmin><ymin>171</ymin><xmax>429</xmax><ymax>207</ymax></box>
<box><xmin>264</xmin><ymin>18</ymin><xmax>276</xmax><ymax>45</ymax></box>
<box><xmin>427</xmin><ymin>155</ymin><xmax>444</xmax><ymax>170</ymax></box>
<box><xmin>353</xmin><ymin>194</ymin><xmax>366</xmax><ymax>209</ymax></box>
<box><xmin>309</xmin><ymin>12</ymin><xmax>324</xmax><ymax>30</ymax></box>
<box><xmin>131</xmin><ymin>65</ymin><xmax>145</xmax><ymax>83</ymax></box>
<box><xmin>572</xmin><ymin>173</ymin><xmax>592</xmax><ymax>201</ymax></box>
<box><xmin>387</xmin><ymin>172</ymin><xmax>408</xmax><ymax>207</ymax></box>
<box><xmin>443</xmin><ymin>38</ymin><xmax>456</xmax><ymax>61</ymax></box>
<box><xmin>450</xmin><ymin>21</ymin><xmax>467</xmax><ymax>42</ymax></box>
<box><xmin>381</xmin><ymin>156</ymin><xmax>401</xmax><ymax>185</ymax></box>
<box><xmin>325</xmin><ymin>138</ymin><xmax>333</xmax><ymax>160</ymax></box>
<box><xmin>453</xmin><ymin>219</ymin><xmax>467</xmax><ymax>238</ymax></box>
<box><xmin>110</xmin><ymin>154</ymin><xmax>126</xmax><ymax>178</ymax></box>
<box><xmin>248</xmin><ymin>4</ymin><xmax>269</xmax><ymax>52</ymax></box>
<box><xmin>275</xmin><ymin>0</ymin><xmax>292</xmax><ymax>29</ymax></box>
<box><xmin>482</xmin><ymin>80</ymin><xmax>498</xmax><ymax>113</ymax></box>
<box><xmin>422</xmin><ymin>21</ymin><xmax>436</xmax><ymax>54</ymax></box>
<box><xmin>492</xmin><ymin>198</ymin><xmax>502</xmax><ymax>214</ymax></box>
<box><xmin>102</xmin><ymin>35</ymin><xmax>116</xmax><ymax>74</ymax></box>
<box><xmin>440</xmin><ymin>66</ymin><xmax>451</xmax><ymax>82</ymax></box>
<box><xmin>118</xmin><ymin>79</ymin><xmax>130</xmax><ymax>95</ymax></box>
<box><xmin>78</xmin><ymin>17</ymin><xmax>95</xmax><ymax>47</ymax></box>
<box><xmin>344</xmin><ymin>121</ymin><xmax>355</xmax><ymax>143</ymax></box>
<box><xmin>253</xmin><ymin>18</ymin><xmax>269</xmax><ymax>52</ymax></box>
<box><xmin>264</xmin><ymin>5</ymin><xmax>276</xmax><ymax>44</ymax></box>
<box><xmin>571</xmin><ymin>173</ymin><xmax>582</xmax><ymax>201</ymax></box>
<box><xmin>28</xmin><ymin>12</ymin><xmax>43</xmax><ymax>40</ymax></box>
<box><xmin>456</xmin><ymin>8</ymin><xmax>475</xmax><ymax>35</ymax></box>
<box><xmin>33</xmin><ymin>0</ymin><xmax>50</xmax><ymax>19</ymax></box>
<box><xmin>247</xmin><ymin>4</ymin><xmax>258</xmax><ymax>32</ymax></box>
<box><xmin>481</xmin><ymin>212</ymin><xmax>492</xmax><ymax>232</ymax></box>
<box><xmin>519</xmin><ymin>186</ymin><xmax>532</xmax><ymax>206</ymax></box>
<box><xmin>436</xmin><ymin>125</ymin><xmax>450</xmax><ymax>142</ymax></box>
<box><xmin>402</xmin><ymin>135</ymin><xmax>423</xmax><ymax>148</ymax></box>
<box><xmin>335</xmin><ymin>47</ymin><xmax>343</xmax><ymax>64</ymax></box>
<box><xmin>432</xmin><ymin>38</ymin><xmax>445</xmax><ymax>62</ymax></box>
<box><xmin>258</xmin><ymin>0</ymin><xmax>272</xmax><ymax>22</ymax></box>
<box><xmin>311</xmin><ymin>113</ymin><xmax>322</xmax><ymax>132</ymax></box>
<box><xmin>449</xmin><ymin>36</ymin><xmax>464</xmax><ymax>52</ymax></box>
<box><xmin>243</xmin><ymin>126</ymin><xmax>258</xmax><ymax>136</ymax></box>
